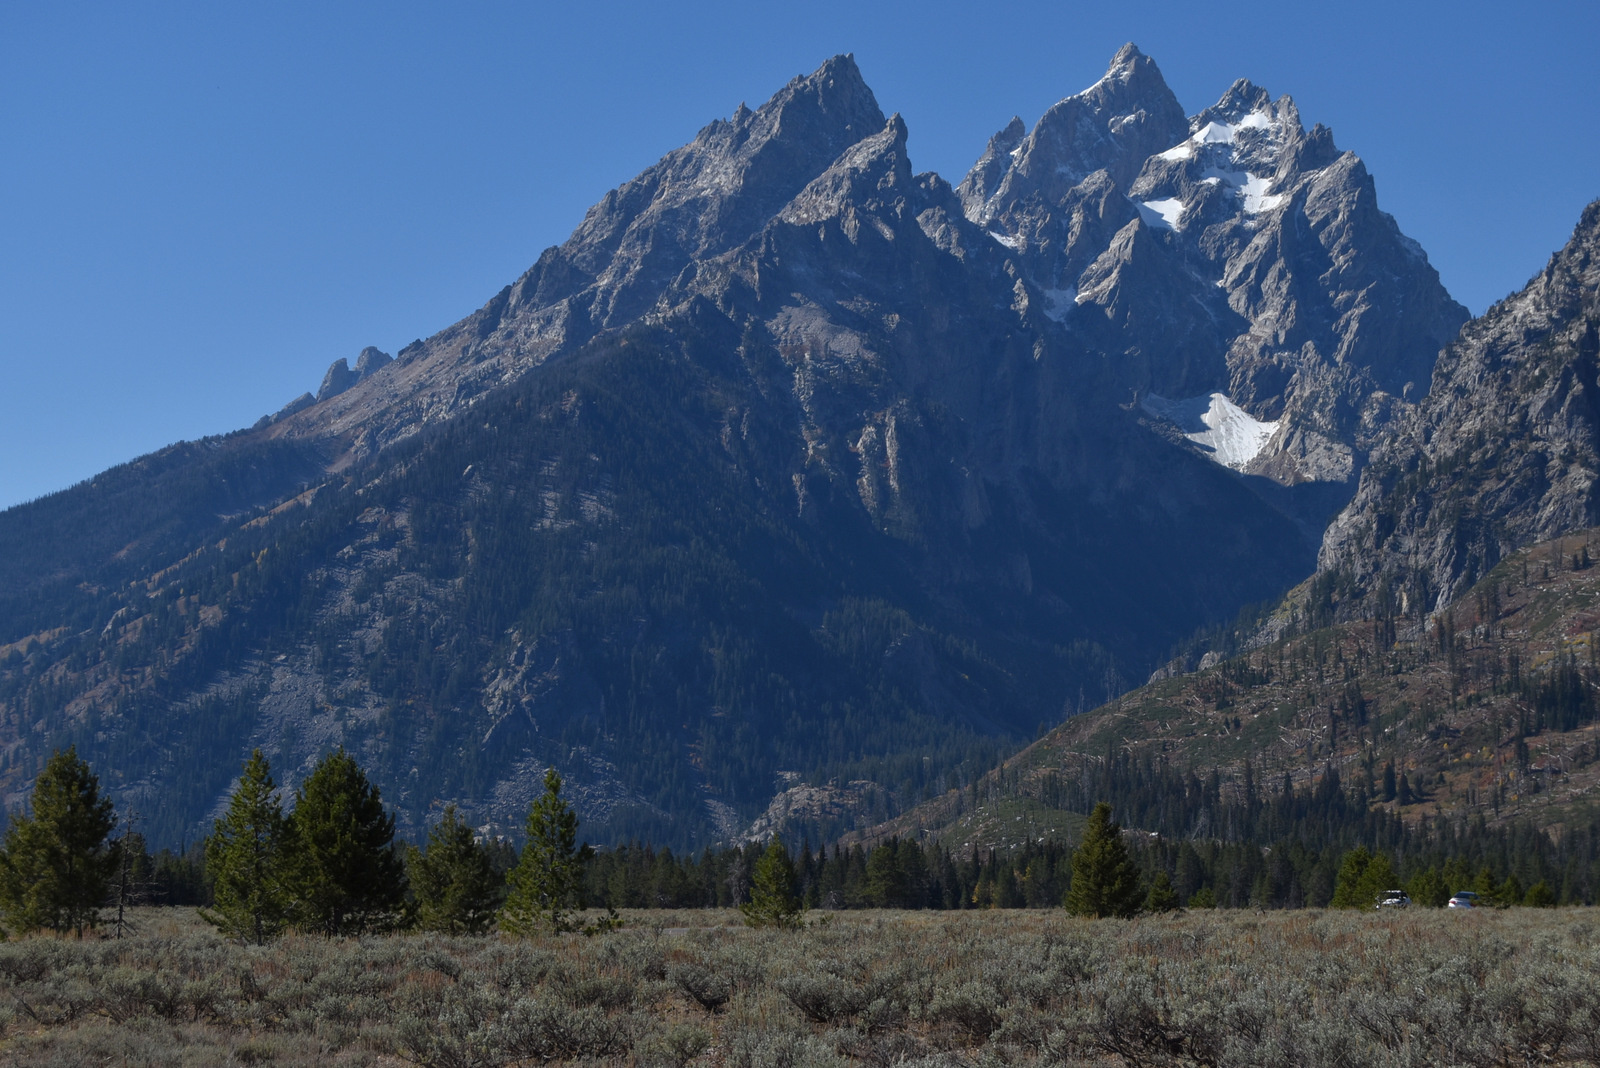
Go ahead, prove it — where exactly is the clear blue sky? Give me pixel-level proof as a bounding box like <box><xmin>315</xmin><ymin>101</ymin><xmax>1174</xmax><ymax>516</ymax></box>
<box><xmin>3</xmin><ymin>1</ymin><xmax>1596</xmax><ymax>511</ymax></box>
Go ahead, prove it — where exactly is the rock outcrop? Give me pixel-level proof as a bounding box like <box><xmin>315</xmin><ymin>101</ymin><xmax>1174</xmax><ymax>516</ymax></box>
<box><xmin>1320</xmin><ymin>201</ymin><xmax>1600</xmax><ymax>611</ymax></box>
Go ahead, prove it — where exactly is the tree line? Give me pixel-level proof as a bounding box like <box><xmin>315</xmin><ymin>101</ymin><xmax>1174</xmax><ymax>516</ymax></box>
<box><xmin>0</xmin><ymin>746</ymin><xmax>604</xmax><ymax>941</ymax></box>
<box><xmin>3</xmin><ymin>744</ymin><xmax>1595</xmax><ymax>942</ymax></box>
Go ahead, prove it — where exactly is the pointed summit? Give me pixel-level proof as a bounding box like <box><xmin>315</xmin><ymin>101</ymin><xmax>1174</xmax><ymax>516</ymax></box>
<box><xmin>955</xmin><ymin>116</ymin><xmax>1026</xmax><ymax>216</ymax></box>
<box><xmin>1103</xmin><ymin>42</ymin><xmax>1154</xmax><ymax>84</ymax></box>
<box><xmin>777</xmin><ymin>111</ymin><xmax>914</xmax><ymax>229</ymax></box>
<box><xmin>503</xmin><ymin>54</ymin><xmax>886</xmax><ymax>330</ymax></box>
<box><xmin>961</xmin><ymin>44</ymin><xmax>1187</xmax><ymax>223</ymax></box>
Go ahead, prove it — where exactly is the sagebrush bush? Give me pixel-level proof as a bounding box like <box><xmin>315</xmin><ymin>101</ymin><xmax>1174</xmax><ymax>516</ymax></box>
<box><xmin>0</xmin><ymin>906</ymin><xmax>1597</xmax><ymax>1065</ymax></box>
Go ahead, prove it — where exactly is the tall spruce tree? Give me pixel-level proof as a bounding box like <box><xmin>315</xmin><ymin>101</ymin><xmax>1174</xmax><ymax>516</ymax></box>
<box><xmin>202</xmin><ymin>749</ymin><xmax>291</xmax><ymax>944</ymax></box>
<box><xmin>285</xmin><ymin>749</ymin><xmax>406</xmax><ymax>936</ymax></box>
<box><xmin>499</xmin><ymin>768</ymin><xmax>588</xmax><ymax>934</ymax></box>
<box><xmin>1330</xmin><ymin>847</ymin><xmax>1373</xmax><ymax>908</ymax></box>
<box><xmin>0</xmin><ymin>747</ymin><xmax>120</xmax><ymax>935</ymax></box>
<box><xmin>407</xmin><ymin>804</ymin><xmax>502</xmax><ymax>935</ymax></box>
<box><xmin>1063</xmin><ymin>802</ymin><xmax>1143</xmax><ymax>919</ymax></box>
<box><xmin>741</xmin><ymin>836</ymin><xmax>804</xmax><ymax>928</ymax></box>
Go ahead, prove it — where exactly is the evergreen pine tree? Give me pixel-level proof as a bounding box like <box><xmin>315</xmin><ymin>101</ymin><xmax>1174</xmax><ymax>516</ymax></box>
<box><xmin>864</xmin><ymin>837</ymin><xmax>909</xmax><ymax>908</ymax></box>
<box><xmin>1063</xmin><ymin>802</ymin><xmax>1143</xmax><ymax>918</ymax></box>
<box><xmin>407</xmin><ymin>804</ymin><xmax>502</xmax><ymax>935</ymax></box>
<box><xmin>1407</xmin><ymin>866</ymin><xmax>1451</xmax><ymax>908</ymax></box>
<box><xmin>741</xmin><ymin>836</ymin><xmax>804</xmax><ymax>928</ymax></box>
<box><xmin>1145</xmin><ymin>869</ymin><xmax>1180</xmax><ymax>912</ymax></box>
<box><xmin>285</xmin><ymin>748</ymin><xmax>406</xmax><ymax>936</ymax></box>
<box><xmin>0</xmin><ymin>747</ymin><xmax>119</xmax><ymax>935</ymax></box>
<box><xmin>1496</xmin><ymin>873</ymin><xmax>1524</xmax><ymax>907</ymax></box>
<box><xmin>202</xmin><ymin>749</ymin><xmax>291</xmax><ymax>944</ymax></box>
<box><xmin>500</xmin><ymin>768</ymin><xmax>589</xmax><ymax>934</ymax></box>
<box><xmin>1330</xmin><ymin>847</ymin><xmax>1373</xmax><ymax>908</ymax></box>
<box><xmin>1523</xmin><ymin>879</ymin><xmax>1557</xmax><ymax>907</ymax></box>
<box><xmin>1355</xmin><ymin>852</ymin><xmax>1398</xmax><ymax>907</ymax></box>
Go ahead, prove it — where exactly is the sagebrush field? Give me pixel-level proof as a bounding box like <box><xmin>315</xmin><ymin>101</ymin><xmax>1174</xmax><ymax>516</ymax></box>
<box><xmin>0</xmin><ymin>906</ymin><xmax>1596</xmax><ymax>1066</ymax></box>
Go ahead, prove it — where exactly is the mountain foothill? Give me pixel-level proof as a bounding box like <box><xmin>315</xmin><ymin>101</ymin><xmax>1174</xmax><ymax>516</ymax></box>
<box><xmin>0</xmin><ymin>45</ymin><xmax>1593</xmax><ymax>855</ymax></box>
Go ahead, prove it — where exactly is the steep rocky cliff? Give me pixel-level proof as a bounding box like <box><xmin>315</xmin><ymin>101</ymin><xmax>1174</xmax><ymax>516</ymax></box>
<box><xmin>1321</xmin><ymin>201</ymin><xmax>1600</xmax><ymax>611</ymax></box>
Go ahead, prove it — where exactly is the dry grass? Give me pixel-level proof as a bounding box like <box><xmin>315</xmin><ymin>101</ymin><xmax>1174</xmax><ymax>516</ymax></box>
<box><xmin>0</xmin><ymin>906</ymin><xmax>1596</xmax><ymax>1066</ymax></box>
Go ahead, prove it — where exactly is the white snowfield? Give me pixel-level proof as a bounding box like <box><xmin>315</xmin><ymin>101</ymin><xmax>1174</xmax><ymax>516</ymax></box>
<box><xmin>1201</xmin><ymin>167</ymin><xmax>1285</xmax><ymax>213</ymax></box>
<box><xmin>1137</xmin><ymin>197</ymin><xmax>1186</xmax><ymax>230</ymax></box>
<box><xmin>1141</xmin><ymin>391</ymin><xmax>1280</xmax><ymax>470</ymax></box>
<box><xmin>1141</xmin><ymin>111</ymin><xmax>1286</xmax><ymax>228</ymax></box>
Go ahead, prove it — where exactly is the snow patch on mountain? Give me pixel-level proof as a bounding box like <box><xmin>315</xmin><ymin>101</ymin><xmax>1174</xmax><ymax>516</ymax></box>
<box><xmin>1137</xmin><ymin>198</ymin><xmax>1185</xmax><ymax>230</ymax></box>
<box><xmin>1143</xmin><ymin>392</ymin><xmax>1280</xmax><ymax>469</ymax></box>
<box><xmin>1201</xmin><ymin>167</ymin><xmax>1285</xmax><ymax>213</ymax></box>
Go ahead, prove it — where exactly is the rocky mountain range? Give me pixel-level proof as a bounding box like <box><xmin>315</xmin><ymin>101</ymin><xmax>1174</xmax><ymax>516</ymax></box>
<box><xmin>0</xmin><ymin>46</ymin><xmax>1569</xmax><ymax>849</ymax></box>
<box><xmin>849</xmin><ymin>194</ymin><xmax>1600</xmax><ymax>857</ymax></box>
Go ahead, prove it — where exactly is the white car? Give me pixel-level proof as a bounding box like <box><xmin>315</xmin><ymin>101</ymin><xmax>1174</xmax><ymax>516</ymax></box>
<box><xmin>1447</xmin><ymin>891</ymin><xmax>1479</xmax><ymax>909</ymax></box>
<box><xmin>1376</xmin><ymin>890</ymin><xmax>1410</xmax><ymax>909</ymax></box>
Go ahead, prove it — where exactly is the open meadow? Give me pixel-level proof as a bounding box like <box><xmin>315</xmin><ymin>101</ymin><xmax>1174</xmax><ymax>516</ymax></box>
<box><xmin>0</xmin><ymin>906</ymin><xmax>1595</xmax><ymax>1067</ymax></box>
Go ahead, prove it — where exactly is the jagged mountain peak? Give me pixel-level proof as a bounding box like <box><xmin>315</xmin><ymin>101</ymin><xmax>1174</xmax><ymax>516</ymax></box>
<box><xmin>957</xmin><ymin>45</ymin><xmax>1187</xmax><ymax>222</ymax></box>
<box><xmin>556</xmin><ymin>52</ymin><xmax>886</xmax><ymax>273</ymax></box>
<box><xmin>1095</xmin><ymin>41</ymin><xmax>1163</xmax><ymax>93</ymax></box>
<box><xmin>948</xmin><ymin>47</ymin><xmax>1466</xmax><ymax>519</ymax></box>
<box><xmin>1108</xmin><ymin>41</ymin><xmax>1145</xmax><ymax>65</ymax></box>
<box><xmin>255</xmin><ymin>54</ymin><xmax>890</xmax><ymax>460</ymax></box>
<box><xmin>776</xmin><ymin>112</ymin><xmax>913</xmax><ymax>227</ymax></box>
<box><xmin>1208</xmin><ymin>79</ymin><xmax>1274</xmax><ymax>120</ymax></box>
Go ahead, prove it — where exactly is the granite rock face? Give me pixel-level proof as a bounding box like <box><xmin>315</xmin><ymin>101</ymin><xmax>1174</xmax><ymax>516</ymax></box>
<box><xmin>1320</xmin><ymin>201</ymin><xmax>1600</xmax><ymax>611</ymax></box>
<box><xmin>960</xmin><ymin>48</ymin><xmax>1467</xmax><ymax>532</ymax></box>
<box><xmin>257</xmin><ymin>56</ymin><xmax>892</xmax><ymax>464</ymax></box>
<box><xmin>317</xmin><ymin>359</ymin><xmax>359</xmax><ymax>402</ymax></box>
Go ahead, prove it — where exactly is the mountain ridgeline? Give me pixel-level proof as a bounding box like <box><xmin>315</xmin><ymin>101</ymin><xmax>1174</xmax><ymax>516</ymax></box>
<box><xmin>0</xmin><ymin>46</ymin><xmax>1566</xmax><ymax>851</ymax></box>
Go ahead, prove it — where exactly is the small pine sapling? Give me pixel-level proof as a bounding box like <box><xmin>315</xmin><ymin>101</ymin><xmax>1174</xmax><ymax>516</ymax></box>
<box><xmin>741</xmin><ymin>836</ymin><xmax>805</xmax><ymax>929</ymax></box>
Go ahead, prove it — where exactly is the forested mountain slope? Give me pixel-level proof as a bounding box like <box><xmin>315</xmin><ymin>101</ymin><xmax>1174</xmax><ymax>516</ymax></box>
<box><xmin>854</xmin><ymin>528</ymin><xmax>1600</xmax><ymax>856</ymax></box>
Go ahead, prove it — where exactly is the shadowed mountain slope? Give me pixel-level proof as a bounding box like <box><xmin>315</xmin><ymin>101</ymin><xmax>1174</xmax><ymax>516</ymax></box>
<box><xmin>0</xmin><ymin>50</ymin><xmax>1466</xmax><ymax>848</ymax></box>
